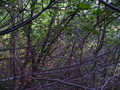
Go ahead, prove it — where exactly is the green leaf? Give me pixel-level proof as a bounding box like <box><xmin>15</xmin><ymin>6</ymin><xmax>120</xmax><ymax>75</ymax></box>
<box><xmin>92</xmin><ymin>9</ymin><xmax>103</xmax><ymax>15</ymax></box>
<box><xmin>78</xmin><ymin>2</ymin><xmax>91</xmax><ymax>10</ymax></box>
<box><xmin>92</xmin><ymin>30</ymin><xmax>99</xmax><ymax>35</ymax></box>
<box><xmin>71</xmin><ymin>0</ymin><xmax>77</xmax><ymax>2</ymax></box>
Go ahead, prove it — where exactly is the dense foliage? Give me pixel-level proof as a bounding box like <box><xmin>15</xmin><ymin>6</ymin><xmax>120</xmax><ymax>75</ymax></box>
<box><xmin>0</xmin><ymin>0</ymin><xmax>120</xmax><ymax>90</ymax></box>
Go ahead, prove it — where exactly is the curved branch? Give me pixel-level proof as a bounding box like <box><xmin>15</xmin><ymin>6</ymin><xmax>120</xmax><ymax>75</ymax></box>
<box><xmin>99</xmin><ymin>0</ymin><xmax>120</xmax><ymax>12</ymax></box>
<box><xmin>0</xmin><ymin>3</ymin><xmax>53</xmax><ymax>36</ymax></box>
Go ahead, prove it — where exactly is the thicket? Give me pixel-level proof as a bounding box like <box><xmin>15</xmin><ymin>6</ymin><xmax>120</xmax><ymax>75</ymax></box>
<box><xmin>0</xmin><ymin>0</ymin><xmax>120</xmax><ymax>90</ymax></box>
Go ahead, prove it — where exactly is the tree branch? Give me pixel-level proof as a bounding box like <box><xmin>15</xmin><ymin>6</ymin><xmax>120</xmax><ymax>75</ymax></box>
<box><xmin>99</xmin><ymin>0</ymin><xmax>120</xmax><ymax>12</ymax></box>
<box><xmin>0</xmin><ymin>2</ymin><xmax>53</xmax><ymax>36</ymax></box>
